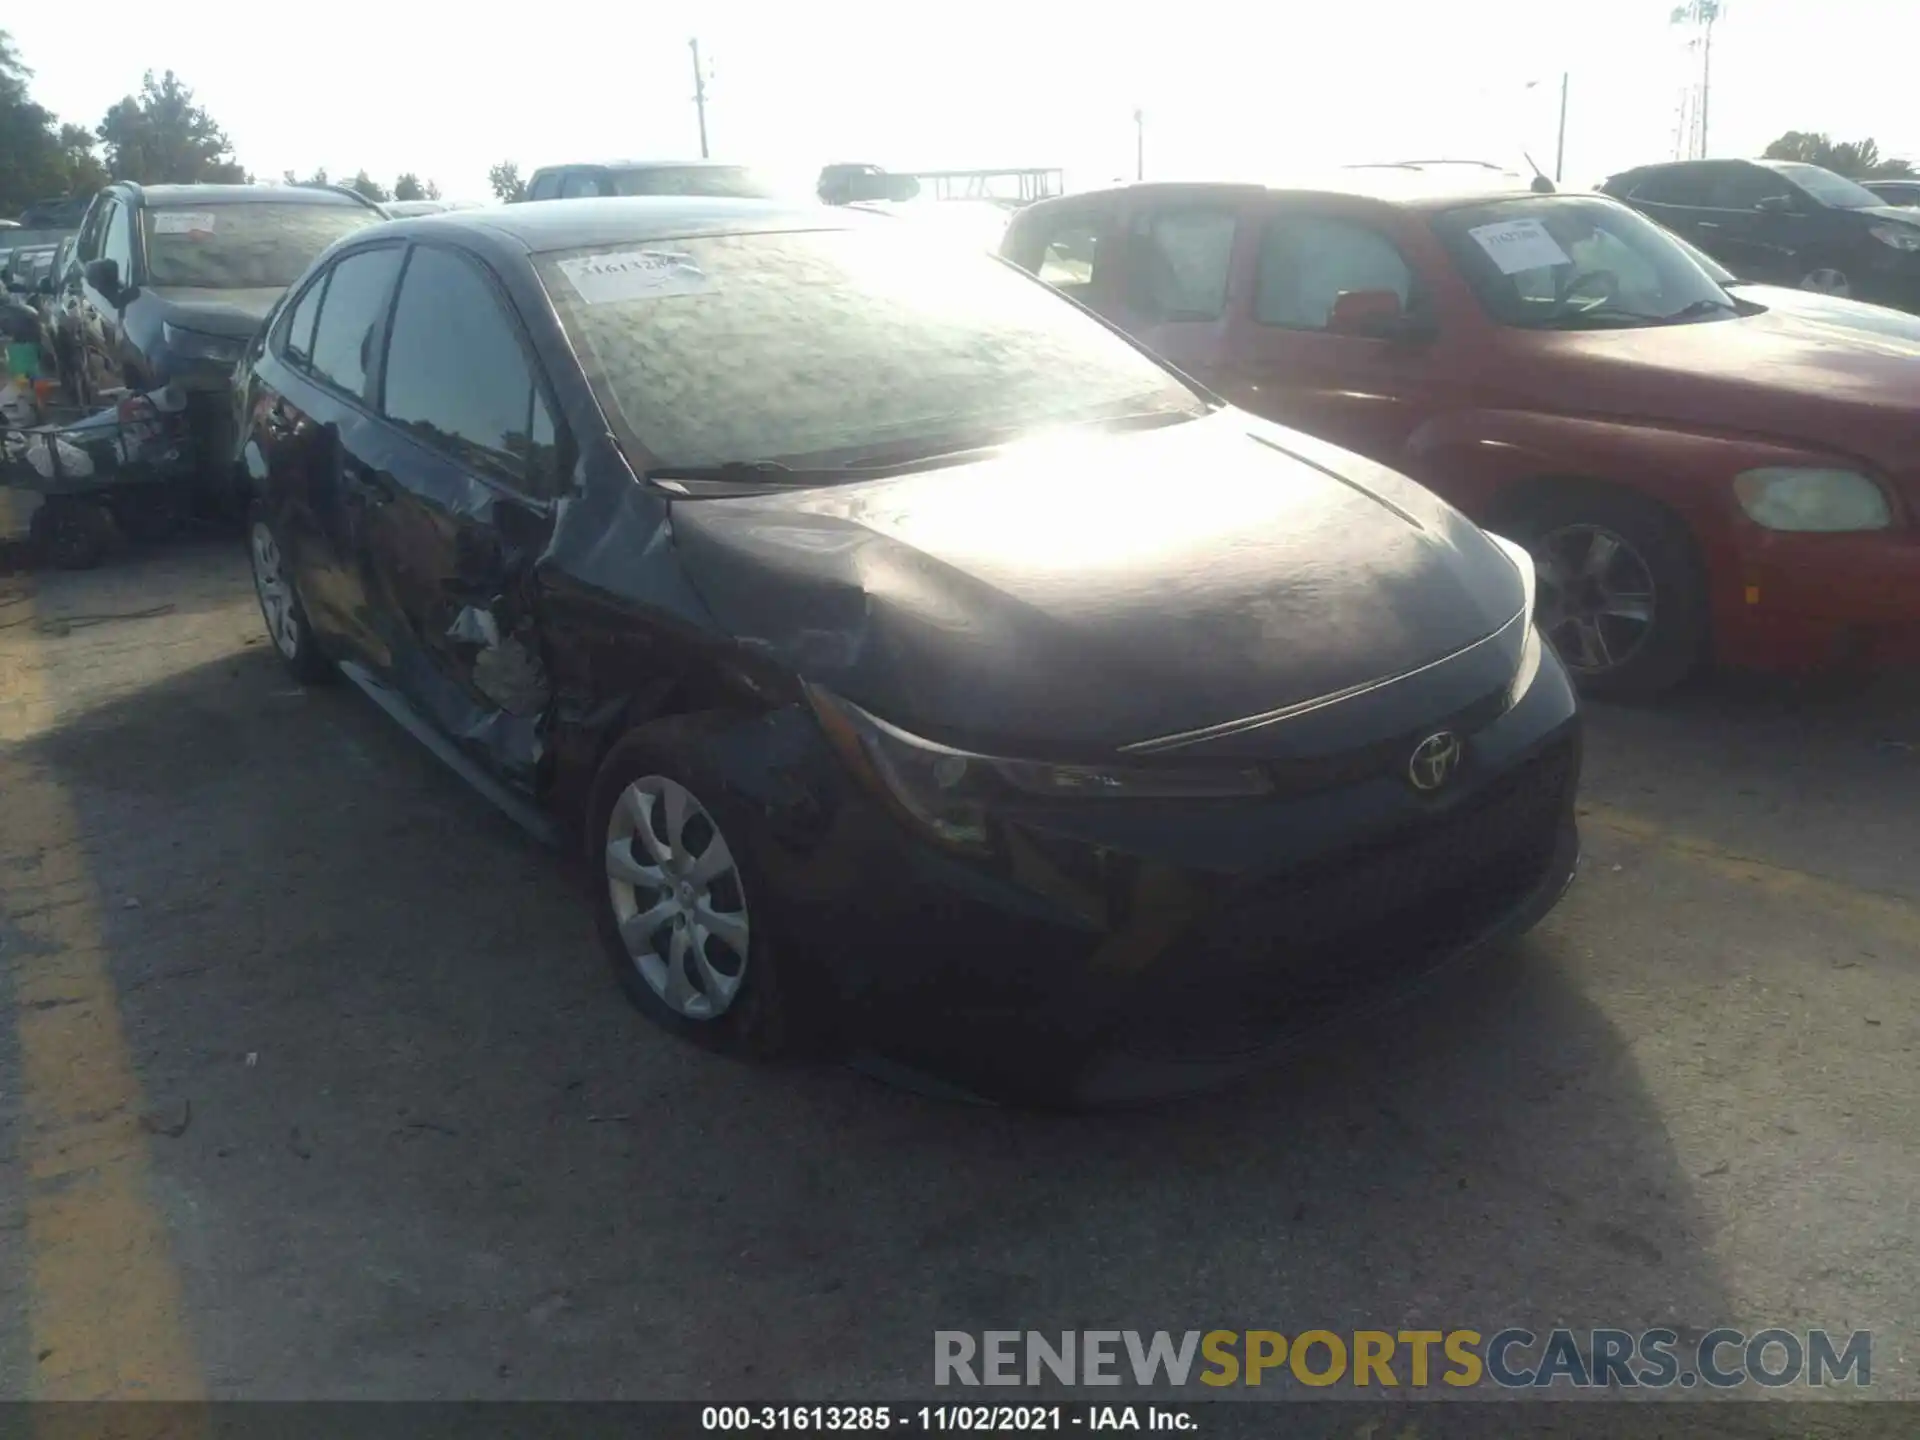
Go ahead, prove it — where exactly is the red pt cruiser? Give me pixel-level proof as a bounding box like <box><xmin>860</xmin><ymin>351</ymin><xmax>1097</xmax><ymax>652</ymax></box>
<box><xmin>1002</xmin><ymin>175</ymin><xmax>1920</xmax><ymax>697</ymax></box>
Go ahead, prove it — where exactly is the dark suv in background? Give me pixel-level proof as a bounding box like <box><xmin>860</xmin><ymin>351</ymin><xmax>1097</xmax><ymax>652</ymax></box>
<box><xmin>520</xmin><ymin>160</ymin><xmax>784</xmax><ymax>202</ymax></box>
<box><xmin>1600</xmin><ymin>158</ymin><xmax>1920</xmax><ymax>308</ymax></box>
<box><xmin>56</xmin><ymin>181</ymin><xmax>385</xmax><ymax>503</ymax></box>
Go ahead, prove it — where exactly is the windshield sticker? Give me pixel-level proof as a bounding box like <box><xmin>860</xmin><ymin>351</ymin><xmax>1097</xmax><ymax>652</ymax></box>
<box><xmin>151</xmin><ymin>212</ymin><xmax>218</xmax><ymax>236</ymax></box>
<box><xmin>1467</xmin><ymin>218</ymin><xmax>1570</xmax><ymax>275</ymax></box>
<box><xmin>558</xmin><ymin>250</ymin><xmax>710</xmax><ymax>304</ymax></box>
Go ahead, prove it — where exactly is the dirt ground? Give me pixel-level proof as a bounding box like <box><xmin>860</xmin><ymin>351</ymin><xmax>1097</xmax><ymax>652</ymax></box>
<box><xmin>0</xmin><ymin>540</ymin><xmax>1916</xmax><ymax>1406</ymax></box>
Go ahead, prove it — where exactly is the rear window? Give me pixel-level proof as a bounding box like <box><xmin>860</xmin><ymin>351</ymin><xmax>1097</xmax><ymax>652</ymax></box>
<box><xmin>141</xmin><ymin>203</ymin><xmax>383</xmax><ymax>288</ymax></box>
<box><xmin>607</xmin><ymin>166</ymin><xmax>783</xmax><ymax>200</ymax></box>
<box><xmin>537</xmin><ymin>226</ymin><xmax>1201</xmax><ymax>471</ymax></box>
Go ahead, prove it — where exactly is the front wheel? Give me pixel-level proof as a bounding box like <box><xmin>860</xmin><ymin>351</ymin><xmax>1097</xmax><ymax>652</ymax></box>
<box><xmin>1800</xmin><ymin>267</ymin><xmax>1851</xmax><ymax>297</ymax></box>
<box><xmin>585</xmin><ymin>717</ymin><xmax>825</xmax><ymax>1061</ymax></box>
<box><xmin>1504</xmin><ymin>487</ymin><xmax>1709</xmax><ymax>701</ymax></box>
<box><xmin>247</xmin><ymin>506</ymin><xmax>332</xmax><ymax>684</ymax></box>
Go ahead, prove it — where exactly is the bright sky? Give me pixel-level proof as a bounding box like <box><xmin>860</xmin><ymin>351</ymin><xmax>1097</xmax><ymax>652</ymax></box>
<box><xmin>10</xmin><ymin>0</ymin><xmax>1917</xmax><ymax>204</ymax></box>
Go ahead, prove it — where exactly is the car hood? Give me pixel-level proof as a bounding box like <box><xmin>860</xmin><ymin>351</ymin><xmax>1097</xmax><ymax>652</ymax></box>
<box><xmin>147</xmin><ymin>286</ymin><xmax>285</xmax><ymax>338</ymax></box>
<box><xmin>667</xmin><ymin>411</ymin><xmax>1528</xmax><ymax>759</ymax></box>
<box><xmin>1727</xmin><ymin>282</ymin><xmax>1920</xmax><ymax>341</ymax></box>
<box><xmin>1526</xmin><ymin>304</ymin><xmax>1920</xmax><ymax>468</ymax></box>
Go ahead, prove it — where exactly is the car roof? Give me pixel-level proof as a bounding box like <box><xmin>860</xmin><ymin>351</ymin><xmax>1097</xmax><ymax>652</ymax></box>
<box><xmin>128</xmin><ymin>182</ymin><xmax>378</xmax><ymax>208</ymax></box>
<box><xmin>531</xmin><ymin>159</ymin><xmax>752</xmax><ymax>174</ymax></box>
<box><xmin>384</xmin><ymin>196</ymin><xmax>872</xmax><ymax>255</ymax></box>
<box><xmin>1021</xmin><ymin>169</ymin><xmax>1562</xmax><ymax>215</ymax></box>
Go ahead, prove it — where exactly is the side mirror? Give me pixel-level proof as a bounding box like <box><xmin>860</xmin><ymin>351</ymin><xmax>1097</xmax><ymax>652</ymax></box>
<box><xmin>1326</xmin><ymin>288</ymin><xmax>1428</xmax><ymax>340</ymax></box>
<box><xmin>84</xmin><ymin>257</ymin><xmax>121</xmax><ymax>299</ymax></box>
<box><xmin>1755</xmin><ymin>194</ymin><xmax>1797</xmax><ymax>215</ymax></box>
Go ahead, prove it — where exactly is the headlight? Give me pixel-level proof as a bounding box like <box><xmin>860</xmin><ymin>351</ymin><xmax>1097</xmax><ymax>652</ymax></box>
<box><xmin>806</xmin><ymin>686</ymin><xmax>1272</xmax><ymax>851</ymax></box>
<box><xmin>1487</xmin><ymin>532</ymin><xmax>1544</xmax><ymax>705</ymax></box>
<box><xmin>1733</xmin><ymin>467</ymin><xmax>1892</xmax><ymax>532</ymax></box>
<box><xmin>1869</xmin><ymin>223</ymin><xmax>1920</xmax><ymax>252</ymax></box>
<box><xmin>162</xmin><ymin>322</ymin><xmax>246</xmax><ymax>363</ymax></box>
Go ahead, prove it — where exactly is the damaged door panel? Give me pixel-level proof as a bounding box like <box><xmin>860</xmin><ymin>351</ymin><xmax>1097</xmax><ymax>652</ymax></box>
<box><xmin>352</xmin><ymin>241</ymin><xmax>566</xmax><ymax>788</ymax></box>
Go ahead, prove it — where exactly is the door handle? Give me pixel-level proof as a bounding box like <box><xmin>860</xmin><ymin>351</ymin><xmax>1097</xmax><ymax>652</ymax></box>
<box><xmin>1695</xmin><ymin>221</ymin><xmax>1722</xmax><ymax>229</ymax></box>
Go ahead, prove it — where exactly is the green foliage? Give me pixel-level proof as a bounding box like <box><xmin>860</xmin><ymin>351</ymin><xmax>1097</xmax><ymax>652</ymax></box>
<box><xmin>1763</xmin><ymin>131</ymin><xmax>1917</xmax><ymax>180</ymax></box>
<box><xmin>393</xmin><ymin>173</ymin><xmax>428</xmax><ymax>202</ymax></box>
<box><xmin>346</xmin><ymin>169</ymin><xmax>390</xmax><ymax>202</ymax></box>
<box><xmin>98</xmin><ymin>70</ymin><xmax>247</xmax><ymax>184</ymax></box>
<box><xmin>488</xmin><ymin>161</ymin><xmax>527</xmax><ymax>203</ymax></box>
<box><xmin>0</xmin><ymin>30</ymin><xmax>68</xmax><ymax>215</ymax></box>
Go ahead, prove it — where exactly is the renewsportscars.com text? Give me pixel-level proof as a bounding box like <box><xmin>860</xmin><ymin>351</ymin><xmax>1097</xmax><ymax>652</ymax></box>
<box><xmin>934</xmin><ymin>1328</ymin><xmax>1871</xmax><ymax>1390</ymax></box>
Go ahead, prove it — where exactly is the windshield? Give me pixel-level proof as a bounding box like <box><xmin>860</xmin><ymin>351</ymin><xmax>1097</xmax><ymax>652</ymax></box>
<box><xmin>608</xmin><ymin>166</ymin><xmax>784</xmax><ymax>200</ymax></box>
<box><xmin>1769</xmin><ymin>163</ymin><xmax>1884</xmax><ymax>210</ymax></box>
<box><xmin>537</xmin><ymin>226</ymin><xmax>1203</xmax><ymax>472</ymax></box>
<box><xmin>141</xmin><ymin>204</ymin><xmax>383</xmax><ymax>288</ymax></box>
<box><xmin>1432</xmin><ymin>195</ymin><xmax>1738</xmax><ymax>330</ymax></box>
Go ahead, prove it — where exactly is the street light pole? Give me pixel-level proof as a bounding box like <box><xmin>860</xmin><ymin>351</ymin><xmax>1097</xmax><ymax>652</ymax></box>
<box><xmin>1133</xmin><ymin>109</ymin><xmax>1145</xmax><ymax>181</ymax></box>
<box><xmin>690</xmin><ymin>38</ymin><xmax>710</xmax><ymax>160</ymax></box>
<box><xmin>1554</xmin><ymin>71</ymin><xmax>1569</xmax><ymax>182</ymax></box>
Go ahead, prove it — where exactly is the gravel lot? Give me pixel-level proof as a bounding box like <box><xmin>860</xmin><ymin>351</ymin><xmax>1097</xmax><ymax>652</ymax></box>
<box><xmin>1</xmin><ymin>541</ymin><xmax>1916</xmax><ymax>1409</ymax></box>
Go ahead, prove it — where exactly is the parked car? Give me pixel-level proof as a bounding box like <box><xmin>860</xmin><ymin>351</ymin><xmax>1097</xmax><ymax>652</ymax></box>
<box><xmin>1597</xmin><ymin>158</ymin><xmax>1920</xmax><ymax>307</ymax></box>
<box><xmin>1865</xmin><ymin>179</ymin><xmax>1920</xmax><ymax>209</ymax></box>
<box><xmin>2</xmin><ymin>245</ymin><xmax>57</xmax><ymax>293</ymax></box>
<box><xmin>380</xmin><ymin>199</ymin><xmax>480</xmax><ymax>218</ymax></box>
<box><xmin>55</xmin><ymin>181</ymin><xmax>386</xmax><ymax>500</ymax></box>
<box><xmin>15</xmin><ymin>195</ymin><xmax>92</xmax><ymax>230</ymax></box>
<box><xmin>236</xmin><ymin>198</ymin><xmax>1579</xmax><ymax>1104</ymax></box>
<box><xmin>519</xmin><ymin>161</ymin><xmax>785</xmax><ymax>202</ymax></box>
<box><xmin>1668</xmin><ymin>228</ymin><xmax>1920</xmax><ymax>339</ymax></box>
<box><xmin>1004</xmin><ymin>176</ymin><xmax>1920</xmax><ymax>697</ymax></box>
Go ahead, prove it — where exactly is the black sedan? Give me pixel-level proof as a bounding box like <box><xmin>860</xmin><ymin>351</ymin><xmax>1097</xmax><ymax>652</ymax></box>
<box><xmin>237</xmin><ymin>199</ymin><xmax>1581</xmax><ymax>1105</ymax></box>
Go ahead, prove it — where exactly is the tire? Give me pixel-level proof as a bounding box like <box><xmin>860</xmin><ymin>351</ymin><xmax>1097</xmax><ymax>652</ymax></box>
<box><xmin>31</xmin><ymin>496</ymin><xmax>118</xmax><ymax>570</ymax></box>
<box><xmin>1799</xmin><ymin>266</ymin><xmax>1851</xmax><ymax>297</ymax></box>
<box><xmin>246</xmin><ymin>503</ymin><xmax>333</xmax><ymax>684</ymax></box>
<box><xmin>1502</xmin><ymin>485</ymin><xmax>1709</xmax><ymax>701</ymax></box>
<box><xmin>584</xmin><ymin>716</ymin><xmax>823</xmax><ymax>1061</ymax></box>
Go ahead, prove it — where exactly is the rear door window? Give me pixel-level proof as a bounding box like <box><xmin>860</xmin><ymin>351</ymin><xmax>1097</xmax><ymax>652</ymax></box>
<box><xmin>1256</xmin><ymin>214</ymin><xmax>1420</xmax><ymax>331</ymax></box>
<box><xmin>1122</xmin><ymin>204</ymin><xmax>1237</xmax><ymax>322</ymax></box>
<box><xmin>307</xmin><ymin>245</ymin><xmax>404</xmax><ymax>402</ymax></box>
<box><xmin>1630</xmin><ymin>167</ymin><xmax>1711</xmax><ymax>207</ymax></box>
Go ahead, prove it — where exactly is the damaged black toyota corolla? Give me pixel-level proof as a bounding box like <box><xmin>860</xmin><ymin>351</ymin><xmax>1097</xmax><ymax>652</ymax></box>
<box><xmin>238</xmin><ymin>198</ymin><xmax>1581</xmax><ymax>1105</ymax></box>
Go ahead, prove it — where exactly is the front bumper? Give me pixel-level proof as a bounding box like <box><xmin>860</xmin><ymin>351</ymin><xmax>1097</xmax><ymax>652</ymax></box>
<box><xmin>727</xmin><ymin>643</ymin><xmax>1583</xmax><ymax>1105</ymax></box>
<box><xmin>1720</xmin><ymin>524</ymin><xmax>1920</xmax><ymax>670</ymax></box>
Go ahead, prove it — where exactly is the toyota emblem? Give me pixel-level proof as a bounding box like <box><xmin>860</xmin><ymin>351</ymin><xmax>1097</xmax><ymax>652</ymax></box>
<box><xmin>1407</xmin><ymin>731</ymin><xmax>1464</xmax><ymax>792</ymax></box>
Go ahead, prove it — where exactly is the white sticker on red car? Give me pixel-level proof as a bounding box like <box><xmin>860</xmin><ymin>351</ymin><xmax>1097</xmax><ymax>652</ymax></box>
<box><xmin>1467</xmin><ymin>218</ymin><xmax>1570</xmax><ymax>275</ymax></box>
<box><xmin>557</xmin><ymin>250</ymin><xmax>710</xmax><ymax>303</ymax></box>
<box><xmin>151</xmin><ymin>212</ymin><xmax>218</xmax><ymax>236</ymax></box>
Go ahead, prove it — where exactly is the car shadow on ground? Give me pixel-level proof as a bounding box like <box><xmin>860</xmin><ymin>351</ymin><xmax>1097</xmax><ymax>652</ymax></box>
<box><xmin>10</xmin><ymin>643</ymin><xmax>1736</xmax><ymax>1401</ymax></box>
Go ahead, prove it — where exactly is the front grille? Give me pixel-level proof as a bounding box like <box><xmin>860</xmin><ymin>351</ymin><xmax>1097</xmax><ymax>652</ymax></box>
<box><xmin>1114</xmin><ymin>738</ymin><xmax>1575</xmax><ymax>1061</ymax></box>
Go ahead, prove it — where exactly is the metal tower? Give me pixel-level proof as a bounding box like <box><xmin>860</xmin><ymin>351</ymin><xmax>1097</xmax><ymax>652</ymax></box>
<box><xmin>1670</xmin><ymin>1</ymin><xmax>1724</xmax><ymax>160</ymax></box>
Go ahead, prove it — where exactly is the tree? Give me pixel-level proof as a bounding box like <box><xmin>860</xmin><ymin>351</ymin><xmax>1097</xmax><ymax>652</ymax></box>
<box><xmin>98</xmin><ymin>70</ymin><xmax>247</xmax><ymax>184</ymax></box>
<box><xmin>1763</xmin><ymin>131</ymin><xmax>1917</xmax><ymax>180</ymax></box>
<box><xmin>488</xmin><ymin>161</ymin><xmax>527</xmax><ymax>202</ymax></box>
<box><xmin>282</xmin><ymin>166</ymin><xmax>330</xmax><ymax>188</ymax></box>
<box><xmin>393</xmin><ymin>172</ymin><xmax>425</xmax><ymax>201</ymax></box>
<box><xmin>346</xmin><ymin>168</ymin><xmax>390</xmax><ymax>202</ymax></box>
<box><xmin>57</xmin><ymin>122</ymin><xmax>107</xmax><ymax>195</ymax></box>
<box><xmin>0</xmin><ymin>29</ymin><xmax>67</xmax><ymax>214</ymax></box>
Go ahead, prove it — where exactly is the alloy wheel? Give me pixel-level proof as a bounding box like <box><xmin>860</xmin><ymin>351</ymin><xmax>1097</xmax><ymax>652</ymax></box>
<box><xmin>249</xmin><ymin>520</ymin><xmax>301</xmax><ymax>660</ymax></box>
<box><xmin>1533</xmin><ymin>524</ymin><xmax>1657</xmax><ymax>677</ymax></box>
<box><xmin>605</xmin><ymin>775</ymin><xmax>751</xmax><ymax>1020</ymax></box>
<box><xmin>1801</xmin><ymin>268</ymin><xmax>1851</xmax><ymax>296</ymax></box>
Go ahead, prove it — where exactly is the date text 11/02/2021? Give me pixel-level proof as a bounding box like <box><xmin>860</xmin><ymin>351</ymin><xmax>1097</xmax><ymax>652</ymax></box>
<box><xmin>702</xmin><ymin>1408</ymin><xmax>1185</xmax><ymax>1431</ymax></box>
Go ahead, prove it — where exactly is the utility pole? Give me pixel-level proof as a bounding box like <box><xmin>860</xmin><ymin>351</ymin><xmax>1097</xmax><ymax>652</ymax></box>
<box><xmin>1554</xmin><ymin>71</ymin><xmax>1569</xmax><ymax>183</ymax></box>
<box><xmin>1669</xmin><ymin>1</ymin><xmax>1723</xmax><ymax>159</ymax></box>
<box><xmin>1133</xmin><ymin>108</ymin><xmax>1144</xmax><ymax>181</ymax></box>
<box><xmin>1699</xmin><ymin>4</ymin><xmax>1716</xmax><ymax>156</ymax></box>
<box><xmin>690</xmin><ymin>38</ymin><xmax>710</xmax><ymax>160</ymax></box>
